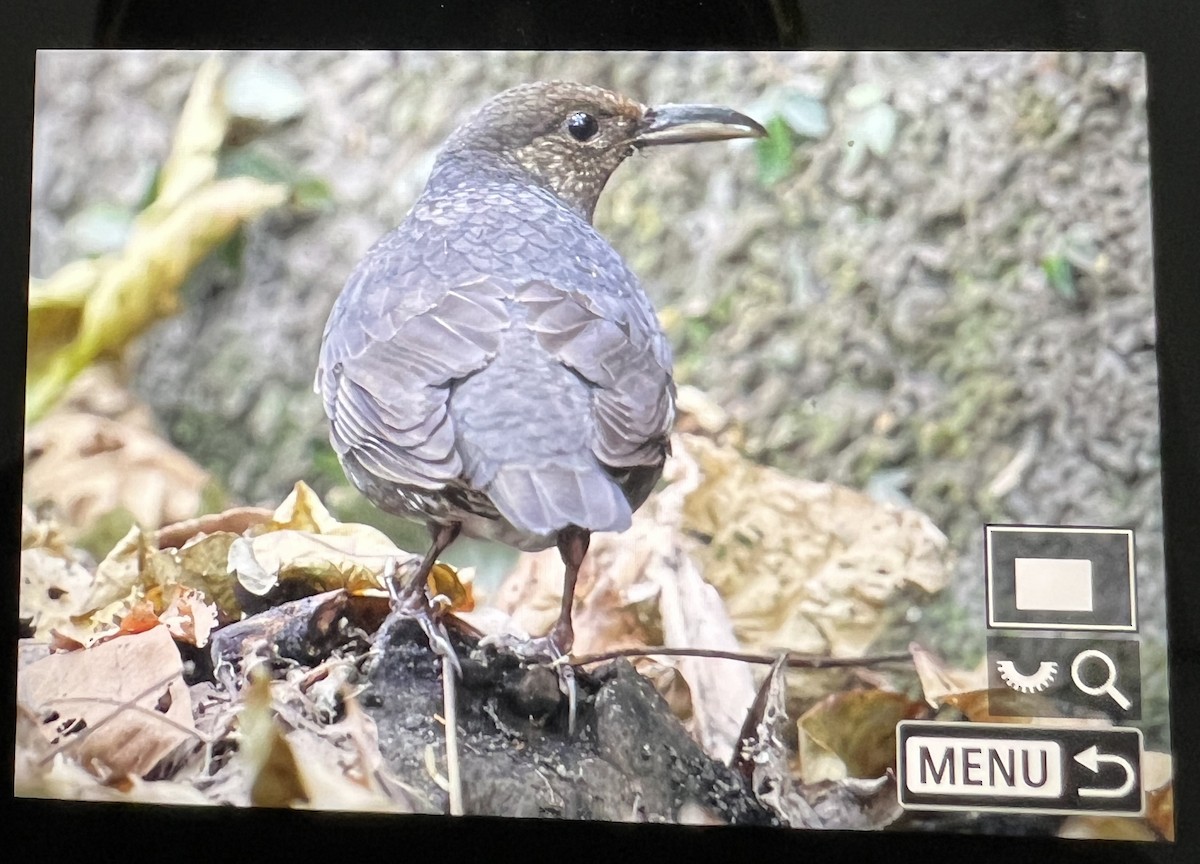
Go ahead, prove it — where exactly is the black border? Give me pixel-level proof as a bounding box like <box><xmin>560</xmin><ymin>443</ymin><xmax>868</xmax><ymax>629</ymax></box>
<box><xmin>4</xmin><ymin>2</ymin><xmax>1198</xmax><ymax>864</ymax></box>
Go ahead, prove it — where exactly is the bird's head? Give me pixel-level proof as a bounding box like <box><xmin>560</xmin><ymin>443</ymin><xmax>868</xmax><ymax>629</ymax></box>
<box><xmin>438</xmin><ymin>81</ymin><xmax>767</xmax><ymax>221</ymax></box>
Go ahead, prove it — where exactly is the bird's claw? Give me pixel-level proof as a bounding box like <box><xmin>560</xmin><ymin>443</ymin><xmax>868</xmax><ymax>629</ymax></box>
<box><xmin>476</xmin><ymin>632</ymin><xmax>578</xmax><ymax>734</ymax></box>
<box><xmin>374</xmin><ymin>560</ymin><xmax>463</xmax><ymax>679</ymax></box>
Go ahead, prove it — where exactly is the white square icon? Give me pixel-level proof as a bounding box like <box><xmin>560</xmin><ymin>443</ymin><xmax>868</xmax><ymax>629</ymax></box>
<box><xmin>1013</xmin><ymin>557</ymin><xmax>1094</xmax><ymax>612</ymax></box>
<box><xmin>985</xmin><ymin>525</ymin><xmax>1136</xmax><ymax>631</ymax></box>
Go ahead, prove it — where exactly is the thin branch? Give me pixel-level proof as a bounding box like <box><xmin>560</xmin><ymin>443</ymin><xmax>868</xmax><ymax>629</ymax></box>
<box><xmin>32</xmin><ymin>671</ymin><xmax>196</xmax><ymax>766</ymax></box>
<box><xmin>568</xmin><ymin>646</ymin><xmax>913</xmax><ymax>670</ymax></box>
<box><xmin>442</xmin><ymin>655</ymin><xmax>464</xmax><ymax>816</ymax></box>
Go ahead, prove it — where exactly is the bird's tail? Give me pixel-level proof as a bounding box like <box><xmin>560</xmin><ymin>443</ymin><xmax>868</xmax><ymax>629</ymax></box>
<box><xmin>487</xmin><ymin>463</ymin><xmax>633</xmax><ymax>537</ymax></box>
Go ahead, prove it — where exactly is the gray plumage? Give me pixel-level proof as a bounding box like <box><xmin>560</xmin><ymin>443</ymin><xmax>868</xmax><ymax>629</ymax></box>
<box><xmin>317</xmin><ymin>82</ymin><xmax>679</xmax><ymax>552</ymax></box>
<box><xmin>315</xmin><ymin>78</ymin><xmax>764</xmax><ymax>662</ymax></box>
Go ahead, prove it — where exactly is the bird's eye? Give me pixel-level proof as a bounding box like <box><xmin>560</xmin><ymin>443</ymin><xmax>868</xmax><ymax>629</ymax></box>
<box><xmin>566</xmin><ymin>111</ymin><xmax>599</xmax><ymax>142</ymax></box>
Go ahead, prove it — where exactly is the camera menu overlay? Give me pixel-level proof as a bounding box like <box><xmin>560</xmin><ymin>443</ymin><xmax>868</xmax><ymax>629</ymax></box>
<box><xmin>898</xmin><ymin>525</ymin><xmax>1146</xmax><ymax>816</ymax></box>
<box><xmin>985</xmin><ymin>525</ymin><xmax>1136</xmax><ymax>631</ymax></box>
<box><xmin>986</xmin><ymin>634</ymin><xmax>1141</xmax><ymax>720</ymax></box>
<box><xmin>898</xmin><ymin>723</ymin><xmax>1144</xmax><ymax>816</ymax></box>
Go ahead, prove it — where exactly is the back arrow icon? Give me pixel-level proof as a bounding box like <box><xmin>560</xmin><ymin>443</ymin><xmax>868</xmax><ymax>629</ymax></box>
<box><xmin>1074</xmin><ymin>745</ymin><xmax>1136</xmax><ymax>798</ymax></box>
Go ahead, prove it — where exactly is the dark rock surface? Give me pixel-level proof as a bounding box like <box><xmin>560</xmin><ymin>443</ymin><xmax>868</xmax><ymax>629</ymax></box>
<box><xmin>364</xmin><ymin>619</ymin><xmax>778</xmax><ymax>824</ymax></box>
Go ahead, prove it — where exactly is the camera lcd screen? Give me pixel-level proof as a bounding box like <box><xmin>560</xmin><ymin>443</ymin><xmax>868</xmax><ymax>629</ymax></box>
<box><xmin>18</xmin><ymin>50</ymin><xmax>1172</xmax><ymax>843</ymax></box>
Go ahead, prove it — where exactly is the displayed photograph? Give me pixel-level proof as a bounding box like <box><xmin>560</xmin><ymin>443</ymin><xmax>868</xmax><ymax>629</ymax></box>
<box><xmin>18</xmin><ymin>50</ymin><xmax>1171</xmax><ymax>841</ymax></box>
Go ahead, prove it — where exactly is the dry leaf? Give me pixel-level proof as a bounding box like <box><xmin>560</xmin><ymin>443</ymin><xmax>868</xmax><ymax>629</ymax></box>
<box><xmin>228</xmin><ymin>529</ymin><xmax>405</xmax><ymax>597</ymax></box>
<box><xmin>241</xmin><ymin>482</ymin><xmax>474</xmax><ymax>611</ymax></box>
<box><xmin>735</xmin><ymin>656</ymin><xmax>901</xmax><ymax>830</ymax></box>
<box><xmin>680</xmin><ymin>434</ymin><xmax>950</xmax><ymax>662</ymax></box>
<box><xmin>798</xmin><ymin>689</ymin><xmax>928</xmax><ymax>782</ymax></box>
<box><xmin>653</xmin><ymin>544</ymin><xmax>755</xmax><ymax>763</ymax></box>
<box><xmin>51</xmin><ymin>519</ymin><xmax>238</xmax><ymax>646</ymax></box>
<box><xmin>23</xmin><ymin>411</ymin><xmax>210</xmax><ymax>542</ymax></box>
<box><xmin>158</xmin><ymin>585</ymin><xmax>218</xmax><ymax>647</ymax></box>
<box><xmin>1147</xmin><ymin>782</ymin><xmax>1174</xmax><ymax>841</ymax></box>
<box><xmin>910</xmin><ymin>641</ymin><xmax>988</xmax><ymax>705</ymax></box>
<box><xmin>429</xmin><ymin>561</ymin><xmax>475</xmax><ymax>611</ymax></box>
<box><xmin>151</xmin><ymin>531</ymin><xmax>244</xmax><ymax>620</ymax></box>
<box><xmin>19</xmin><ymin>508</ymin><xmax>97</xmax><ymax>640</ymax></box>
<box><xmin>266</xmin><ymin>481</ymin><xmax>345</xmax><ymax>534</ymax></box>
<box><xmin>116</xmin><ymin>600</ymin><xmax>162</xmax><ymax>636</ymax></box>
<box><xmin>235</xmin><ymin>666</ymin><xmax>415</xmax><ymax>812</ymax></box>
<box><xmin>26</xmin><ymin>54</ymin><xmax>288</xmax><ymax>422</ymax></box>
<box><xmin>17</xmin><ymin>625</ymin><xmax>197</xmax><ymax>781</ymax></box>
<box><xmin>238</xmin><ymin>670</ymin><xmax>308</xmax><ymax>807</ymax></box>
<box><xmin>155</xmin><ymin>506</ymin><xmax>273</xmax><ymax>550</ymax></box>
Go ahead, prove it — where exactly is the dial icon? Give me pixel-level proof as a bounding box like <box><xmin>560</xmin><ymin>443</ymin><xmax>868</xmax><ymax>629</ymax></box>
<box><xmin>996</xmin><ymin>659</ymin><xmax>1059</xmax><ymax>693</ymax></box>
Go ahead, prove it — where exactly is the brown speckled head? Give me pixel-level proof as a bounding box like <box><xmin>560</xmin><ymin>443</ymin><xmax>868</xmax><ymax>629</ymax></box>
<box><xmin>438</xmin><ymin>81</ymin><xmax>766</xmax><ymax>222</ymax></box>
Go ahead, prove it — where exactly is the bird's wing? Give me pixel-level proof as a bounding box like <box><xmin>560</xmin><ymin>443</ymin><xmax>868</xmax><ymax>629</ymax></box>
<box><xmin>515</xmin><ymin>280</ymin><xmax>675</xmax><ymax>470</ymax></box>
<box><xmin>317</xmin><ymin>273</ymin><xmax>511</xmax><ymax>490</ymax></box>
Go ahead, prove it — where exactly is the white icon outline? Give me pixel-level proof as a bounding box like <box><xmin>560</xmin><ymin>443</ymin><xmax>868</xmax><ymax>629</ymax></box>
<box><xmin>1074</xmin><ymin>745</ymin><xmax>1136</xmax><ymax>799</ymax></box>
<box><xmin>895</xmin><ymin>721</ymin><xmax>1146</xmax><ymax>817</ymax></box>
<box><xmin>1070</xmin><ymin>649</ymin><xmax>1132</xmax><ymax>710</ymax></box>
<box><xmin>984</xmin><ymin>525</ymin><xmax>1137</xmax><ymax>632</ymax></box>
<box><xmin>995</xmin><ymin>659</ymin><xmax>1059</xmax><ymax>693</ymax></box>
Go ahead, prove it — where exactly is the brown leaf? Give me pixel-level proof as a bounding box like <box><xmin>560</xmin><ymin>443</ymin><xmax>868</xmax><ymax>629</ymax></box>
<box><xmin>116</xmin><ymin>600</ymin><xmax>162</xmax><ymax>636</ymax></box>
<box><xmin>227</xmin><ymin>528</ymin><xmax>406</xmax><ymax>598</ymax></box>
<box><xmin>23</xmin><ymin>411</ymin><xmax>210</xmax><ymax>540</ymax></box>
<box><xmin>155</xmin><ymin>506</ymin><xmax>273</xmax><ymax>550</ymax></box>
<box><xmin>938</xmin><ymin>689</ymin><xmax>1101</xmax><ymax>725</ymax></box>
<box><xmin>265</xmin><ymin>481</ymin><xmax>342</xmax><ymax>534</ymax></box>
<box><xmin>733</xmin><ymin>655</ymin><xmax>901</xmax><ymax>830</ymax></box>
<box><xmin>17</xmin><ymin>625</ymin><xmax>197</xmax><ymax>780</ymax></box>
<box><xmin>1147</xmin><ymin>782</ymin><xmax>1174</xmax><ymax>841</ymax></box>
<box><xmin>234</xmin><ymin>665</ymin><xmax>418</xmax><ymax>812</ymax></box>
<box><xmin>239</xmin><ymin>671</ymin><xmax>308</xmax><ymax>808</ymax></box>
<box><xmin>428</xmin><ymin>561</ymin><xmax>475</xmax><ymax>612</ymax></box>
<box><xmin>650</xmin><ymin>527</ymin><xmax>755</xmax><ymax>764</ymax></box>
<box><xmin>158</xmin><ymin>585</ymin><xmax>217</xmax><ymax>647</ymax></box>
<box><xmin>679</xmin><ymin>434</ymin><xmax>950</xmax><ymax>663</ymax></box>
<box><xmin>910</xmin><ymin>642</ymin><xmax>987</xmax><ymax>705</ymax></box>
<box><xmin>151</xmin><ymin>531</ymin><xmax>243</xmax><ymax>621</ymax></box>
<box><xmin>798</xmin><ymin>689</ymin><xmax>928</xmax><ymax>781</ymax></box>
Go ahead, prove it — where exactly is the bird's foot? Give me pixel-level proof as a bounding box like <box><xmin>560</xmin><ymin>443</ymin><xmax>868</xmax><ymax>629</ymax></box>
<box><xmin>371</xmin><ymin>558</ymin><xmax>463</xmax><ymax>679</ymax></box>
<box><xmin>478</xmin><ymin>630</ymin><xmax>578</xmax><ymax>734</ymax></box>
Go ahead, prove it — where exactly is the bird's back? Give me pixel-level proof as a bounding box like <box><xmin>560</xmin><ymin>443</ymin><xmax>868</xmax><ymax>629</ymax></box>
<box><xmin>317</xmin><ymin>165</ymin><xmax>674</xmax><ymax>550</ymax></box>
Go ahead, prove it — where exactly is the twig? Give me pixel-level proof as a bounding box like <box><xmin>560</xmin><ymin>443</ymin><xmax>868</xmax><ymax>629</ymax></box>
<box><xmin>568</xmin><ymin>646</ymin><xmax>913</xmax><ymax>670</ymax></box>
<box><xmin>442</xmin><ymin>655</ymin><xmax>464</xmax><ymax>816</ymax></box>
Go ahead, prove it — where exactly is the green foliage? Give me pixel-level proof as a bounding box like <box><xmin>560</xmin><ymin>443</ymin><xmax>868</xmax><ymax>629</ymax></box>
<box><xmin>1042</xmin><ymin>252</ymin><xmax>1077</xmax><ymax>302</ymax></box>
<box><xmin>755</xmin><ymin>115</ymin><xmax>798</xmax><ymax>186</ymax></box>
<box><xmin>219</xmin><ymin>145</ymin><xmax>334</xmax><ymax>217</ymax></box>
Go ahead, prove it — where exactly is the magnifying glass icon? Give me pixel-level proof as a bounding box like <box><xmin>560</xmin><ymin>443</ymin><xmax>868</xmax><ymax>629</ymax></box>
<box><xmin>1070</xmin><ymin>649</ymin><xmax>1132</xmax><ymax>710</ymax></box>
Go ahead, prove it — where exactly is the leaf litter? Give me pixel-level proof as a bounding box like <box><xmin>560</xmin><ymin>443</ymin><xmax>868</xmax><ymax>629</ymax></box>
<box><xmin>16</xmin><ymin>415</ymin><xmax>1172</xmax><ymax>834</ymax></box>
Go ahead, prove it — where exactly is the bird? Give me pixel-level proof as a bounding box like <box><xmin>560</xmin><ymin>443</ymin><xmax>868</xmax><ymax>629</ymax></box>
<box><xmin>315</xmin><ymin>81</ymin><xmax>765</xmax><ymax>688</ymax></box>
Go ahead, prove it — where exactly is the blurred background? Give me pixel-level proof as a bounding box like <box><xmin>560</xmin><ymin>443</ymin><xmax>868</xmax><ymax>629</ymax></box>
<box><xmin>26</xmin><ymin>51</ymin><xmax>1165</xmax><ymax>742</ymax></box>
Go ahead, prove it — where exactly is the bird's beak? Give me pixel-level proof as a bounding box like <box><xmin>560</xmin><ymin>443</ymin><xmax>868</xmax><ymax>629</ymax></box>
<box><xmin>633</xmin><ymin>103</ymin><xmax>768</xmax><ymax>148</ymax></box>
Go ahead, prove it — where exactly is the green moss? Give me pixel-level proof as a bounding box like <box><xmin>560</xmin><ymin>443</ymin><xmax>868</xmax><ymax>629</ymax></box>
<box><xmin>76</xmin><ymin>507</ymin><xmax>138</xmax><ymax>561</ymax></box>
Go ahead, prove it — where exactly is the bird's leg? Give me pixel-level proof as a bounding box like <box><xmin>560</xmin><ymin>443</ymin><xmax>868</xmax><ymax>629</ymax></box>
<box><xmin>550</xmin><ymin>527</ymin><xmax>588</xmax><ymax>734</ymax></box>
<box><xmin>395</xmin><ymin>522</ymin><xmax>462</xmax><ymax>609</ymax></box>
<box><xmin>474</xmin><ymin>527</ymin><xmax>589</xmax><ymax>732</ymax></box>
<box><xmin>548</xmin><ymin>527</ymin><xmax>588</xmax><ymax>656</ymax></box>
<box><xmin>373</xmin><ymin>522</ymin><xmax>463</xmax><ymax>677</ymax></box>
